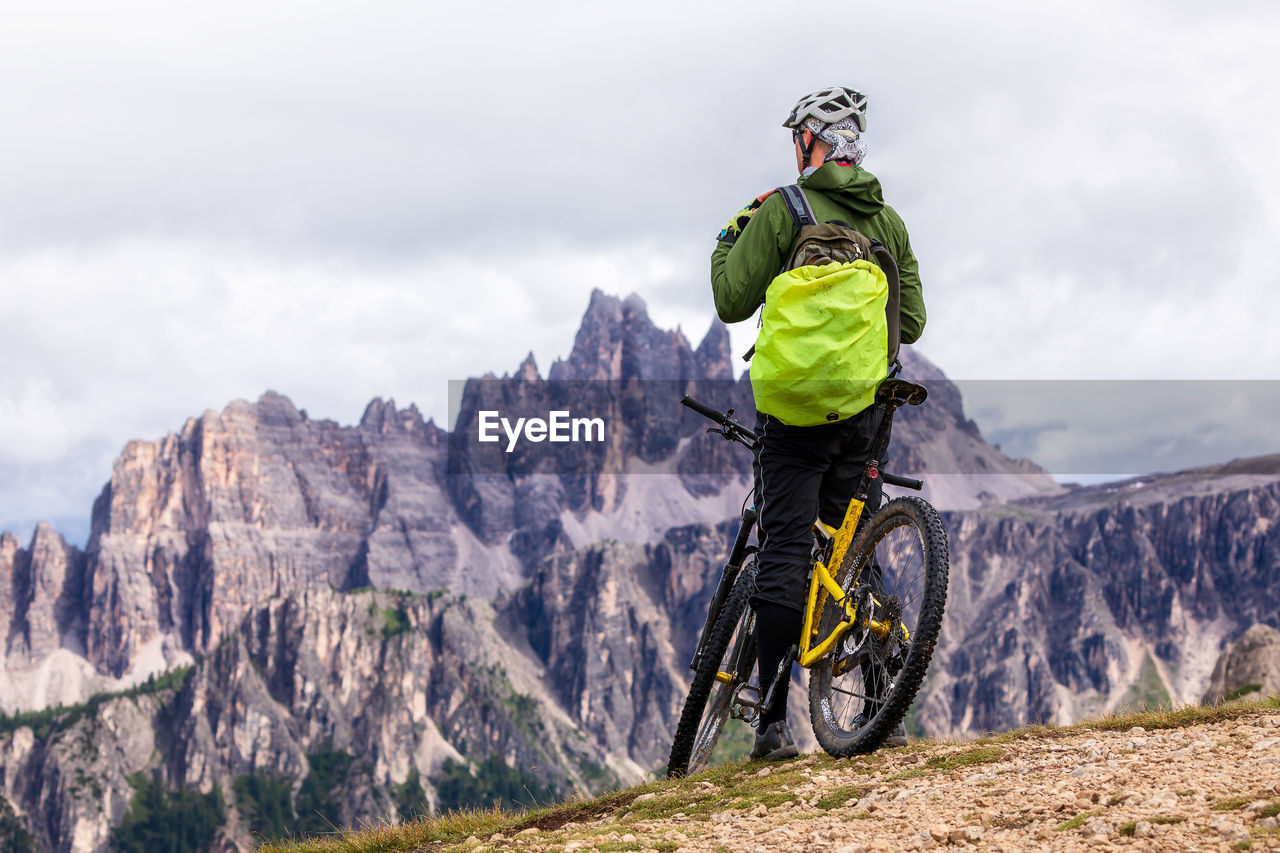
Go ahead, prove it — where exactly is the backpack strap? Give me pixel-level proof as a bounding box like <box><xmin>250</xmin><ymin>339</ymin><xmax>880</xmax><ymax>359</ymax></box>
<box><xmin>777</xmin><ymin>184</ymin><xmax>817</xmax><ymax>228</ymax></box>
<box><xmin>868</xmin><ymin>239</ymin><xmax>902</xmax><ymax>367</ymax></box>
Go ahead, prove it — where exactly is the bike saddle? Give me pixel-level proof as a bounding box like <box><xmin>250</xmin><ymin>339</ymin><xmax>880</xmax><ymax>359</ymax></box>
<box><xmin>875</xmin><ymin>378</ymin><xmax>928</xmax><ymax>407</ymax></box>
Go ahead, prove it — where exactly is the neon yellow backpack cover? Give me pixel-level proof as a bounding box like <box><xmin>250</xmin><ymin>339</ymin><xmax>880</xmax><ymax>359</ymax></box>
<box><xmin>749</xmin><ymin>185</ymin><xmax>895</xmax><ymax>426</ymax></box>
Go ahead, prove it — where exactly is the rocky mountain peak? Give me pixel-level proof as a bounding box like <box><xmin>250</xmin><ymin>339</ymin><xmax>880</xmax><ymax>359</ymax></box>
<box><xmin>548</xmin><ymin>288</ymin><xmax>724</xmax><ymax>381</ymax></box>
<box><xmin>515</xmin><ymin>351</ymin><xmax>541</xmax><ymax>381</ymax></box>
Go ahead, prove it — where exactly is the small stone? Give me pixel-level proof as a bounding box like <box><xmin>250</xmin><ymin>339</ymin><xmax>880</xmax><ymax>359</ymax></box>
<box><xmin>518</xmin><ymin>827</ymin><xmax>540</xmax><ymax>836</ymax></box>
<box><xmin>756</xmin><ymin>767</ymin><xmax>773</xmax><ymax>777</ymax></box>
<box><xmin>710</xmin><ymin>811</ymin><xmax>733</xmax><ymax>823</ymax></box>
<box><xmin>1253</xmin><ymin>737</ymin><xmax>1280</xmax><ymax>750</ymax></box>
<box><xmin>752</xmin><ymin>804</ymin><xmax>768</xmax><ymax>817</ymax></box>
<box><xmin>949</xmin><ymin>771</ymin><xmax>963</xmax><ymax>781</ymax></box>
<box><xmin>489</xmin><ymin>833</ymin><xmax>505</xmax><ymax>842</ymax></box>
<box><xmin>868</xmin><ymin>841</ymin><xmax>890</xmax><ymax>852</ymax></box>
<box><xmin>1128</xmin><ymin>726</ymin><xmax>1146</xmax><ymax>734</ymax></box>
<box><xmin>464</xmin><ymin>837</ymin><xmax>481</xmax><ymax>847</ymax></box>
<box><xmin>1210</xmin><ymin>818</ymin><xmax>1249</xmax><ymax>842</ymax></box>
<box><xmin>947</xmin><ymin>826</ymin><xmax>983</xmax><ymax>844</ymax></box>
<box><xmin>1259</xmin><ymin>816</ymin><xmax>1278</xmax><ymax>829</ymax></box>
<box><xmin>620</xmin><ymin>834</ymin><xmax>637</xmax><ymax>843</ymax></box>
<box><xmin>928</xmin><ymin>825</ymin><xmax>949</xmax><ymax>842</ymax></box>
<box><xmin>1134</xmin><ymin>821</ymin><xmax>1154</xmax><ymax>838</ymax></box>
<box><xmin>633</xmin><ymin>792</ymin><xmax>657</xmax><ymax>803</ymax></box>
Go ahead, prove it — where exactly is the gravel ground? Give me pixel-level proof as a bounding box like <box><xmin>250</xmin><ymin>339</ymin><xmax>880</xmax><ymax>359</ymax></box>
<box><xmin>458</xmin><ymin>713</ymin><xmax>1280</xmax><ymax>852</ymax></box>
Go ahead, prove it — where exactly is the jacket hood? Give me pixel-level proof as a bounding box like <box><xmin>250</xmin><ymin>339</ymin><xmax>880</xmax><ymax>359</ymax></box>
<box><xmin>799</xmin><ymin>162</ymin><xmax>885</xmax><ymax>216</ymax></box>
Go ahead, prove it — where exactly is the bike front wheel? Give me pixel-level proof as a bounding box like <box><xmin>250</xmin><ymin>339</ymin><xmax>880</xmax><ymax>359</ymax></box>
<box><xmin>808</xmin><ymin>496</ymin><xmax>949</xmax><ymax>756</ymax></box>
<box><xmin>668</xmin><ymin>561</ymin><xmax>758</xmax><ymax>777</ymax></box>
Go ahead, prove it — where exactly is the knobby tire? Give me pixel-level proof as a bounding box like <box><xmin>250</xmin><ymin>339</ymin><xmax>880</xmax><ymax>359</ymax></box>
<box><xmin>808</xmin><ymin>496</ymin><xmax>949</xmax><ymax>756</ymax></box>
<box><xmin>668</xmin><ymin>562</ymin><xmax>758</xmax><ymax>777</ymax></box>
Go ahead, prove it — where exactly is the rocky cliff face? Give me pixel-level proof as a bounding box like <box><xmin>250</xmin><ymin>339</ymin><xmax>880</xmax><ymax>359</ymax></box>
<box><xmin>1203</xmin><ymin>623</ymin><xmax>1280</xmax><ymax>704</ymax></box>
<box><xmin>3</xmin><ymin>289</ymin><xmax>1273</xmax><ymax>852</ymax></box>
<box><xmin>917</xmin><ymin>466</ymin><xmax>1280</xmax><ymax>737</ymax></box>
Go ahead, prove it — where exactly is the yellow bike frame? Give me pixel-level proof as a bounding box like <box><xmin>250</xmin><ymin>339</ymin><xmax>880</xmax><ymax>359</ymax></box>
<box><xmin>796</xmin><ymin>495</ymin><xmax>893</xmax><ymax>669</ymax></box>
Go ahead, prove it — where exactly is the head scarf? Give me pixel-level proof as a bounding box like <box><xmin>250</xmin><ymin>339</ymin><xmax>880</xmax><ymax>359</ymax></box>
<box><xmin>802</xmin><ymin>116</ymin><xmax>868</xmax><ymax>166</ymax></box>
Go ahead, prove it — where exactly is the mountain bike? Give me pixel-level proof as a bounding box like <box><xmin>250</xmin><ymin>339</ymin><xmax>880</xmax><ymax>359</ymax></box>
<box><xmin>668</xmin><ymin>379</ymin><xmax>950</xmax><ymax>776</ymax></box>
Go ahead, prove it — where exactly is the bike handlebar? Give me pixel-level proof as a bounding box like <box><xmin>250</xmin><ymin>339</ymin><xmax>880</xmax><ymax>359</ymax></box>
<box><xmin>680</xmin><ymin>395</ymin><xmax>759</xmax><ymax>446</ymax></box>
<box><xmin>882</xmin><ymin>472</ymin><xmax>924</xmax><ymax>491</ymax></box>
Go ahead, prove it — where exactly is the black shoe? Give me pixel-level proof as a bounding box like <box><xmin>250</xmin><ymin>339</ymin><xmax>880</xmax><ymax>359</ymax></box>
<box><xmin>750</xmin><ymin>720</ymin><xmax>799</xmax><ymax>761</ymax></box>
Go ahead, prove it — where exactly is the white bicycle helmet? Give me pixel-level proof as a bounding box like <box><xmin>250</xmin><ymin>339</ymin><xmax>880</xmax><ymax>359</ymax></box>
<box><xmin>783</xmin><ymin>86</ymin><xmax>868</xmax><ymax>133</ymax></box>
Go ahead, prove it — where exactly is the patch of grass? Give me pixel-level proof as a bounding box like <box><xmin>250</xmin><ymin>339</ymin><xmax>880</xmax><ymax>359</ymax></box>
<box><xmin>1215</xmin><ymin>796</ymin><xmax>1253</xmax><ymax>811</ymax></box>
<box><xmin>1258</xmin><ymin>801</ymin><xmax>1280</xmax><ymax>818</ymax></box>
<box><xmin>988</xmin><ymin>694</ymin><xmax>1280</xmax><ymax>745</ymax></box>
<box><xmin>924</xmin><ymin>745</ymin><xmax>1004</xmax><ymax>772</ymax></box>
<box><xmin>257</xmin><ymin>695</ymin><xmax>1280</xmax><ymax>853</ymax></box>
<box><xmin>1119</xmin><ymin>821</ymin><xmax>1136</xmax><ymax>836</ymax></box>
<box><xmin>1151</xmin><ymin>815</ymin><xmax>1186</xmax><ymax>825</ymax></box>
<box><xmin>1056</xmin><ymin>810</ymin><xmax>1101</xmax><ymax>831</ymax></box>
<box><xmin>814</xmin><ymin>784</ymin><xmax>867</xmax><ymax>810</ymax></box>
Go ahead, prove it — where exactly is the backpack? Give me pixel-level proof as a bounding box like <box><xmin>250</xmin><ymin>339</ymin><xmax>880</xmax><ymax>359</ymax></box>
<box><xmin>748</xmin><ymin>184</ymin><xmax>902</xmax><ymax>426</ymax></box>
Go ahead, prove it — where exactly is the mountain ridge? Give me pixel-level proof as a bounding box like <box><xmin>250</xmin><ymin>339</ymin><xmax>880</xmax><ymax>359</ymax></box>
<box><xmin>0</xmin><ymin>289</ymin><xmax>1276</xmax><ymax>852</ymax></box>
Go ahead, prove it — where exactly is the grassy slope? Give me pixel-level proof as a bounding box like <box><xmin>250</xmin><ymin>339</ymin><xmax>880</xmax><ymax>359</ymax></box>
<box><xmin>256</xmin><ymin>695</ymin><xmax>1280</xmax><ymax>853</ymax></box>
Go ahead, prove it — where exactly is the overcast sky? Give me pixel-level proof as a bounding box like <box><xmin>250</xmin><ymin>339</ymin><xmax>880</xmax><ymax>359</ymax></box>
<box><xmin>3</xmin><ymin>0</ymin><xmax>1279</xmax><ymax>543</ymax></box>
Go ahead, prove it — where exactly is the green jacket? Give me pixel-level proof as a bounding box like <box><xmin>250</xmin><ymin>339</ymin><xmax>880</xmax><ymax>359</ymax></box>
<box><xmin>710</xmin><ymin>162</ymin><xmax>925</xmax><ymax>344</ymax></box>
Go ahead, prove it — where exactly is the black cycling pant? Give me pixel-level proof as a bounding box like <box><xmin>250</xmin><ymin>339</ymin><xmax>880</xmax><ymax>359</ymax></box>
<box><xmin>751</xmin><ymin>406</ymin><xmax>886</xmax><ymax>725</ymax></box>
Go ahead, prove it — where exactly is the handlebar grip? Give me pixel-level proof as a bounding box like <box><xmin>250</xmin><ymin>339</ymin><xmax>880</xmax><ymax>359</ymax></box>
<box><xmin>681</xmin><ymin>395</ymin><xmax>725</xmax><ymax>424</ymax></box>
<box><xmin>882</xmin><ymin>472</ymin><xmax>924</xmax><ymax>491</ymax></box>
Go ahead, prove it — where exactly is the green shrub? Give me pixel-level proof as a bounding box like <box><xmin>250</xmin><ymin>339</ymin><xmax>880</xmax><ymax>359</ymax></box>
<box><xmin>392</xmin><ymin>768</ymin><xmax>429</xmax><ymax>821</ymax></box>
<box><xmin>0</xmin><ymin>795</ymin><xmax>39</xmax><ymax>852</ymax></box>
<box><xmin>295</xmin><ymin>749</ymin><xmax>353</xmax><ymax>835</ymax></box>
<box><xmin>110</xmin><ymin>772</ymin><xmax>223</xmax><ymax>853</ymax></box>
<box><xmin>432</xmin><ymin>754</ymin><xmax>556</xmax><ymax>813</ymax></box>
<box><xmin>380</xmin><ymin>607</ymin><xmax>410</xmax><ymax>638</ymax></box>
<box><xmin>233</xmin><ymin>772</ymin><xmax>295</xmax><ymax>842</ymax></box>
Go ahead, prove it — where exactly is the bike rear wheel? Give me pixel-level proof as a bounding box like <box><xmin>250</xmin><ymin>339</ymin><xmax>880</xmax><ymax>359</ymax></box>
<box><xmin>668</xmin><ymin>562</ymin><xmax>758</xmax><ymax>777</ymax></box>
<box><xmin>808</xmin><ymin>496</ymin><xmax>949</xmax><ymax>756</ymax></box>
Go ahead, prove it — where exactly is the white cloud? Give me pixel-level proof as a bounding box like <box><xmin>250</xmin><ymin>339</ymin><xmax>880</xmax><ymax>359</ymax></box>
<box><xmin>2</xmin><ymin>0</ymin><xmax>1279</xmax><ymax>537</ymax></box>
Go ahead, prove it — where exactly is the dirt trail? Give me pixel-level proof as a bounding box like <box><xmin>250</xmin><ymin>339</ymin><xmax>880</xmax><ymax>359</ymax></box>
<box><xmin>459</xmin><ymin>713</ymin><xmax>1280</xmax><ymax>853</ymax></box>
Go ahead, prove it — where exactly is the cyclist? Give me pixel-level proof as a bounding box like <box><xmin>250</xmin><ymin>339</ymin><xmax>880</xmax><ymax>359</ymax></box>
<box><xmin>710</xmin><ymin>86</ymin><xmax>927</xmax><ymax>760</ymax></box>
